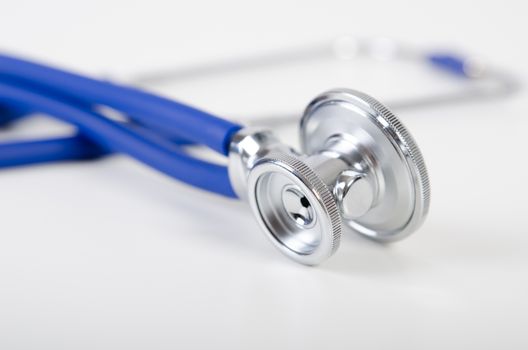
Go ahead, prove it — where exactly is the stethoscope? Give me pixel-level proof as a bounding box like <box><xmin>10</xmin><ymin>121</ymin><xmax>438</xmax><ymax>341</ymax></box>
<box><xmin>0</xmin><ymin>37</ymin><xmax>518</xmax><ymax>265</ymax></box>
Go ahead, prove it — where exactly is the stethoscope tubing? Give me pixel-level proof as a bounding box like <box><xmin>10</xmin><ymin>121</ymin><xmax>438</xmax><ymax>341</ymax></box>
<box><xmin>0</xmin><ymin>48</ymin><xmax>518</xmax><ymax>198</ymax></box>
<box><xmin>0</xmin><ymin>80</ymin><xmax>237</xmax><ymax>197</ymax></box>
<box><xmin>0</xmin><ymin>134</ymin><xmax>107</xmax><ymax>167</ymax></box>
<box><xmin>0</xmin><ymin>54</ymin><xmax>241</xmax><ymax>155</ymax></box>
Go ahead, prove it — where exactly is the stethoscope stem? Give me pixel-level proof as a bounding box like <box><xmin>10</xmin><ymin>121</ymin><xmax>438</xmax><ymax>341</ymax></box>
<box><xmin>127</xmin><ymin>37</ymin><xmax>519</xmax><ymax>127</ymax></box>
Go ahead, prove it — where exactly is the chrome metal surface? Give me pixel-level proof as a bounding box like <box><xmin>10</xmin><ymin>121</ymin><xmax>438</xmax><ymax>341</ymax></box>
<box><xmin>233</xmin><ymin>90</ymin><xmax>430</xmax><ymax>264</ymax></box>
<box><xmin>300</xmin><ymin>89</ymin><xmax>430</xmax><ymax>241</ymax></box>
<box><xmin>227</xmin><ymin>127</ymin><xmax>293</xmax><ymax>199</ymax></box>
<box><xmin>281</xmin><ymin>185</ymin><xmax>316</xmax><ymax>228</ymax></box>
<box><xmin>247</xmin><ymin>151</ymin><xmax>341</xmax><ymax>265</ymax></box>
<box><xmin>334</xmin><ymin>171</ymin><xmax>374</xmax><ymax>219</ymax></box>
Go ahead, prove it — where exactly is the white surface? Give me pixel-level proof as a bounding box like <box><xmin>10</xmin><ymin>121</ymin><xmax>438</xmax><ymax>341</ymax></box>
<box><xmin>1</xmin><ymin>1</ymin><xmax>528</xmax><ymax>349</ymax></box>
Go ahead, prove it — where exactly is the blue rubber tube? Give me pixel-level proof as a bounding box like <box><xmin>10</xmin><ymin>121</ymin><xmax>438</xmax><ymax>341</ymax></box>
<box><xmin>0</xmin><ymin>135</ymin><xmax>107</xmax><ymax>168</ymax></box>
<box><xmin>0</xmin><ymin>51</ymin><xmax>471</xmax><ymax>173</ymax></box>
<box><xmin>0</xmin><ymin>105</ymin><xmax>28</xmax><ymax>126</ymax></box>
<box><xmin>0</xmin><ymin>78</ymin><xmax>194</xmax><ymax>171</ymax></box>
<box><xmin>0</xmin><ymin>54</ymin><xmax>242</xmax><ymax>155</ymax></box>
<box><xmin>0</xmin><ymin>81</ymin><xmax>237</xmax><ymax>197</ymax></box>
<box><xmin>426</xmin><ymin>53</ymin><xmax>470</xmax><ymax>78</ymax></box>
<box><xmin>0</xmin><ymin>126</ymin><xmax>193</xmax><ymax>170</ymax></box>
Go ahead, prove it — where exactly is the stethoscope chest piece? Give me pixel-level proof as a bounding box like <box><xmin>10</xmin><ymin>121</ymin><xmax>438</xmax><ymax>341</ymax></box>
<box><xmin>230</xmin><ymin>89</ymin><xmax>430</xmax><ymax>265</ymax></box>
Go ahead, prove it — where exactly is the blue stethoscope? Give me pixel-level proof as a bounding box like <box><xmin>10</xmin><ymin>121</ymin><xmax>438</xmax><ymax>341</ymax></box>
<box><xmin>0</xmin><ymin>38</ymin><xmax>517</xmax><ymax>265</ymax></box>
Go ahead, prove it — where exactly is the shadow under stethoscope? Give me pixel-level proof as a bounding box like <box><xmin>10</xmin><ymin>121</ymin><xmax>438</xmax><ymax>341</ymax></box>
<box><xmin>83</xmin><ymin>156</ymin><xmax>273</xmax><ymax>253</ymax></box>
<box><xmin>73</xmin><ymin>156</ymin><xmax>398</xmax><ymax>268</ymax></box>
<box><xmin>58</xmin><ymin>155</ymin><xmax>525</xmax><ymax>276</ymax></box>
<box><xmin>318</xmin><ymin>234</ymin><xmax>418</xmax><ymax>276</ymax></box>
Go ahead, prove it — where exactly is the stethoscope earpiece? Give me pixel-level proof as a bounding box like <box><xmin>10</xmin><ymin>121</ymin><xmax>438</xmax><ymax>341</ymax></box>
<box><xmin>229</xmin><ymin>89</ymin><xmax>430</xmax><ymax>265</ymax></box>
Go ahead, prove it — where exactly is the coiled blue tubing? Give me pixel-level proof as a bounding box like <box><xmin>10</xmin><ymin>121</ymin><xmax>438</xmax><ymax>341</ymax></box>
<box><xmin>0</xmin><ymin>52</ymin><xmax>470</xmax><ymax>196</ymax></box>
<box><xmin>0</xmin><ymin>54</ymin><xmax>242</xmax><ymax>197</ymax></box>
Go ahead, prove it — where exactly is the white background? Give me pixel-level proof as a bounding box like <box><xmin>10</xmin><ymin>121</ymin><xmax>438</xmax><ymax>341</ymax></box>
<box><xmin>1</xmin><ymin>1</ymin><xmax>527</xmax><ymax>349</ymax></box>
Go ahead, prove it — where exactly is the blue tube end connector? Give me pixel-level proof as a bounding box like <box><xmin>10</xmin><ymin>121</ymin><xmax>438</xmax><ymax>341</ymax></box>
<box><xmin>426</xmin><ymin>53</ymin><xmax>470</xmax><ymax>78</ymax></box>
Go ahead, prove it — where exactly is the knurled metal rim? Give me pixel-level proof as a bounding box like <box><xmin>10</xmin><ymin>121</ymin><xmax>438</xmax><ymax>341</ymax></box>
<box><xmin>247</xmin><ymin>151</ymin><xmax>342</xmax><ymax>265</ymax></box>
<box><xmin>301</xmin><ymin>89</ymin><xmax>430</xmax><ymax>241</ymax></box>
<box><xmin>344</xmin><ymin>89</ymin><xmax>430</xmax><ymax>218</ymax></box>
